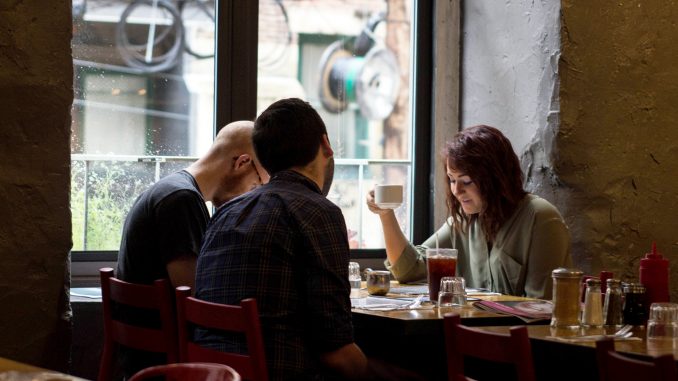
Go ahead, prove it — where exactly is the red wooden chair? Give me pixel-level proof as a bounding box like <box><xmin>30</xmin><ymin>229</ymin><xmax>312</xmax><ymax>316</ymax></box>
<box><xmin>443</xmin><ymin>313</ymin><xmax>536</xmax><ymax>381</ymax></box>
<box><xmin>596</xmin><ymin>337</ymin><xmax>677</xmax><ymax>381</ymax></box>
<box><xmin>175</xmin><ymin>286</ymin><xmax>268</xmax><ymax>381</ymax></box>
<box><xmin>128</xmin><ymin>362</ymin><xmax>241</xmax><ymax>381</ymax></box>
<box><xmin>98</xmin><ymin>267</ymin><xmax>178</xmax><ymax>381</ymax></box>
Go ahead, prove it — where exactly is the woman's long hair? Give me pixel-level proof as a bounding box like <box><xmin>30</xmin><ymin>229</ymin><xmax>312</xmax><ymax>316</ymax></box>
<box><xmin>445</xmin><ymin>125</ymin><xmax>527</xmax><ymax>242</ymax></box>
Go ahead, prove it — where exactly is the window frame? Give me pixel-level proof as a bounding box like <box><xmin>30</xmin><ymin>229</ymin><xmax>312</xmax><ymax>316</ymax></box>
<box><xmin>71</xmin><ymin>0</ymin><xmax>440</xmax><ymax>273</ymax></box>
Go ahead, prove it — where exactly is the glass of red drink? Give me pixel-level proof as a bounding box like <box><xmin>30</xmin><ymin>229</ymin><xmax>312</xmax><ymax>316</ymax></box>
<box><xmin>426</xmin><ymin>248</ymin><xmax>458</xmax><ymax>302</ymax></box>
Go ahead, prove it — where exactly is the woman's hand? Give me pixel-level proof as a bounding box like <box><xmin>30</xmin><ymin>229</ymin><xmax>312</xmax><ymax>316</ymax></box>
<box><xmin>366</xmin><ymin>189</ymin><xmax>393</xmax><ymax>216</ymax></box>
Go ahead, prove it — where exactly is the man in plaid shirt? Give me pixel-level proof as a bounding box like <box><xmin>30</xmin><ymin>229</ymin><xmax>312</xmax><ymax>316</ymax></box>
<box><xmin>195</xmin><ymin>98</ymin><xmax>368</xmax><ymax>380</ymax></box>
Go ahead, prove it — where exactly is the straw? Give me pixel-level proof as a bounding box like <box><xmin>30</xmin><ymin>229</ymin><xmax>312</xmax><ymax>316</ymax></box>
<box><xmin>452</xmin><ymin>224</ymin><xmax>456</xmax><ymax>250</ymax></box>
<box><xmin>435</xmin><ymin>232</ymin><xmax>439</xmax><ymax>251</ymax></box>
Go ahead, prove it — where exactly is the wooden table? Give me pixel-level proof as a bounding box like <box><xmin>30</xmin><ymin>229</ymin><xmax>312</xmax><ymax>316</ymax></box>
<box><xmin>0</xmin><ymin>356</ymin><xmax>86</xmax><ymax>379</ymax></box>
<box><xmin>351</xmin><ymin>282</ymin><xmax>547</xmax><ymax>380</ymax></box>
<box><xmin>476</xmin><ymin>325</ymin><xmax>678</xmax><ymax>381</ymax></box>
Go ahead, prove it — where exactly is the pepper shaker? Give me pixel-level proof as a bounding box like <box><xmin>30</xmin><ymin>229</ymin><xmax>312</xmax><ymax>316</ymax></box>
<box><xmin>603</xmin><ymin>279</ymin><xmax>624</xmax><ymax>327</ymax></box>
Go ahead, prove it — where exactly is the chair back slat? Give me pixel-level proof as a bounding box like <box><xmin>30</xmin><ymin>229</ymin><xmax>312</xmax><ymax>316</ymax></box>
<box><xmin>454</xmin><ymin>326</ymin><xmax>515</xmax><ymax>362</ymax></box>
<box><xmin>109</xmin><ymin>277</ymin><xmax>166</xmax><ymax>308</ymax></box>
<box><xmin>443</xmin><ymin>313</ymin><xmax>536</xmax><ymax>381</ymax></box>
<box><xmin>175</xmin><ymin>286</ymin><xmax>269</xmax><ymax>381</ymax></box>
<box><xmin>184</xmin><ymin>298</ymin><xmax>247</xmax><ymax>331</ymax></box>
<box><xmin>98</xmin><ymin>267</ymin><xmax>178</xmax><ymax>381</ymax></box>
<box><xmin>111</xmin><ymin>321</ymin><xmax>174</xmax><ymax>353</ymax></box>
<box><xmin>596</xmin><ymin>338</ymin><xmax>678</xmax><ymax>381</ymax></box>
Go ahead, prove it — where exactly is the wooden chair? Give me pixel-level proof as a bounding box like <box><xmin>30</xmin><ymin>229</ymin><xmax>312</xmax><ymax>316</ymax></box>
<box><xmin>596</xmin><ymin>338</ymin><xmax>678</xmax><ymax>381</ymax></box>
<box><xmin>98</xmin><ymin>267</ymin><xmax>178</xmax><ymax>381</ymax></box>
<box><xmin>128</xmin><ymin>362</ymin><xmax>241</xmax><ymax>381</ymax></box>
<box><xmin>175</xmin><ymin>286</ymin><xmax>268</xmax><ymax>381</ymax></box>
<box><xmin>443</xmin><ymin>313</ymin><xmax>536</xmax><ymax>381</ymax></box>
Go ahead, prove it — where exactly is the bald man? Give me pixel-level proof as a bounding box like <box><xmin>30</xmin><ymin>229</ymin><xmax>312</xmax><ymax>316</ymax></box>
<box><xmin>114</xmin><ymin>121</ymin><xmax>268</xmax><ymax>378</ymax></box>
<box><xmin>116</xmin><ymin>120</ymin><xmax>268</xmax><ymax>290</ymax></box>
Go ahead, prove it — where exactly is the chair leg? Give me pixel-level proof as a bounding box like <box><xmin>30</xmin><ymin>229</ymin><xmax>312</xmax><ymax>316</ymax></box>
<box><xmin>97</xmin><ymin>340</ymin><xmax>113</xmax><ymax>381</ymax></box>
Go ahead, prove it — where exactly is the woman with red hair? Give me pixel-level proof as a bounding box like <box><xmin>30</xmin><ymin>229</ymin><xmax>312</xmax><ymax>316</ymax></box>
<box><xmin>367</xmin><ymin>125</ymin><xmax>571</xmax><ymax>299</ymax></box>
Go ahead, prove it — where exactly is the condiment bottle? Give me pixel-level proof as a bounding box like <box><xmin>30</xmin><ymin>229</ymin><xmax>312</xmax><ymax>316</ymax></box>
<box><xmin>580</xmin><ymin>275</ymin><xmax>594</xmax><ymax>303</ymax></box>
<box><xmin>582</xmin><ymin>278</ymin><xmax>603</xmax><ymax>328</ymax></box>
<box><xmin>551</xmin><ymin>268</ymin><xmax>583</xmax><ymax>329</ymax></box>
<box><xmin>599</xmin><ymin>271</ymin><xmax>613</xmax><ymax>301</ymax></box>
<box><xmin>603</xmin><ymin>279</ymin><xmax>623</xmax><ymax>327</ymax></box>
<box><xmin>623</xmin><ymin>282</ymin><xmax>649</xmax><ymax>325</ymax></box>
<box><xmin>639</xmin><ymin>242</ymin><xmax>670</xmax><ymax>304</ymax></box>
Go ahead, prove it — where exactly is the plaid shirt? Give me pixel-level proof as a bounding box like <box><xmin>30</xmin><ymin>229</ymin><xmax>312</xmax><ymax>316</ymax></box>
<box><xmin>195</xmin><ymin>170</ymin><xmax>354</xmax><ymax>380</ymax></box>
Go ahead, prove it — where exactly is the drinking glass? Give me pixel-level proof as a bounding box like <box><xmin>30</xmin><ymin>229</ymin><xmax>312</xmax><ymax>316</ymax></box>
<box><xmin>647</xmin><ymin>302</ymin><xmax>678</xmax><ymax>340</ymax></box>
<box><xmin>438</xmin><ymin>277</ymin><xmax>466</xmax><ymax>307</ymax></box>
<box><xmin>349</xmin><ymin>262</ymin><xmax>361</xmax><ymax>298</ymax></box>
<box><xmin>426</xmin><ymin>248</ymin><xmax>457</xmax><ymax>302</ymax></box>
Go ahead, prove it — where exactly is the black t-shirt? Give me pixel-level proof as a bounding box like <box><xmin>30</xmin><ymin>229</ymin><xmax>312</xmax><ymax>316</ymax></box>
<box><xmin>116</xmin><ymin>170</ymin><xmax>209</xmax><ymax>285</ymax></box>
<box><xmin>114</xmin><ymin>170</ymin><xmax>208</xmax><ymax>378</ymax></box>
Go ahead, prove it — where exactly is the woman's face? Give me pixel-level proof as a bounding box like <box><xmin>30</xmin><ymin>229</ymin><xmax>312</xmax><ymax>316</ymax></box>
<box><xmin>447</xmin><ymin>164</ymin><xmax>484</xmax><ymax>215</ymax></box>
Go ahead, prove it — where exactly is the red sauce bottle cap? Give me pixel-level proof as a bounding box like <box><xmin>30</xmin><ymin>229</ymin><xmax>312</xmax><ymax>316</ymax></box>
<box><xmin>645</xmin><ymin>242</ymin><xmax>663</xmax><ymax>260</ymax></box>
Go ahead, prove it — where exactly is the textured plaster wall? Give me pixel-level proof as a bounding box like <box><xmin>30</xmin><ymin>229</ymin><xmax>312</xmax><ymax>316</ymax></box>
<box><xmin>555</xmin><ymin>0</ymin><xmax>678</xmax><ymax>297</ymax></box>
<box><xmin>0</xmin><ymin>0</ymin><xmax>72</xmax><ymax>371</ymax></box>
<box><xmin>462</xmin><ymin>0</ymin><xmax>678</xmax><ymax>299</ymax></box>
<box><xmin>461</xmin><ymin>0</ymin><xmax>560</xmax><ymax>154</ymax></box>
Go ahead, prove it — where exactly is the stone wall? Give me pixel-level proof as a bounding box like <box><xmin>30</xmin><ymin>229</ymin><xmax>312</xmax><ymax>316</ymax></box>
<box><xmin>0</xmin><ymin>0</ymin><xmax>72</xmax><ymax>371</ymax></box>
<box><xmin>553</xmin><ymin>0</ymin><xmax>678</xmax><ymax>296</ymax></box>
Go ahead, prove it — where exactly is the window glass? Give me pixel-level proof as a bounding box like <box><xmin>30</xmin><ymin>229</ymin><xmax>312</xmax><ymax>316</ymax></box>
<box><xmin>71</xmin><ymin>0</ymin><xmax>415</xmax><ymax>252</ymax></box>
<box><xmin>71</xmin><ymin>0</ymin><xmax>215</xmax><ymax>250</ymax></box>
<box><xmin>257</xmin><ymin>0</ymin><xmax>414</xmax><ymax>248</ymax></box>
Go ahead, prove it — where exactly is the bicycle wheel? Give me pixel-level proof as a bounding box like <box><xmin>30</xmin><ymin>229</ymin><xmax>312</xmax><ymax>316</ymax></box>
<box><xmin>116</xmin><ymin>0</ymin><xmax>185</xmax><ymax>73</ymax></box>
<box><xmin>258</xmin><ymin>0</ymin><xmax>292</xmax><ymax>70</ymax></box>
<box><xmin>178</xmin><ymin>0</ymin><xmax>215</xmax><ymax>60</ymax></box>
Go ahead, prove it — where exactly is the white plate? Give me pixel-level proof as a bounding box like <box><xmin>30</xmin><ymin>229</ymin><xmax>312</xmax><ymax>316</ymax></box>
<box><xmin>376</xmin><ymin>202</ymin><xmax>402</xmax><ymax>209</ymax></box>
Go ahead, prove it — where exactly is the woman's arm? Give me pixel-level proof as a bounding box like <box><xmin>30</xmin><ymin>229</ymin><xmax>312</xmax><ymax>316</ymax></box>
<box><xmin>366</xmin><ymin>189</ymin><xmax>410</xmax><ymax>265</ymax></box>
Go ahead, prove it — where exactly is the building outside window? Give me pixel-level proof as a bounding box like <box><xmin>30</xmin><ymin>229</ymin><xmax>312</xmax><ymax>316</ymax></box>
<box><xmin>71</xmin><ymin>0</ymin><xmax>424</xmax><ymax>261</ymax></box>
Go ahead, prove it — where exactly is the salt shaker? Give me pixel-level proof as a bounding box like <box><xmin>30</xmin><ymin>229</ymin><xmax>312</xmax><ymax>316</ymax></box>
<box><xmin>603</xmin><ymin>279</ymin><xmax>623</xmax><ymax>327</ymax></box>
<box><xmin>551</xmin><ymin>268</ymin><xmax>583</xmax><ymax>329</ymax></box>
<box><xmin>623</xmin><ymin>282</ymin><xmax>649</xmax><ymax>325</ymax></box>
<box><xmin>582</xmin><ymin>278</ymin><xmax>604</xmax><ymax>328</ymax></box>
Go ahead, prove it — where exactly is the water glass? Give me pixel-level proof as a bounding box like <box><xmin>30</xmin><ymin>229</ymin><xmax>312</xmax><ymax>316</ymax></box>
<box><xmin>349</xmin><ymin>262</ymin><xmax>361</xmax><ymax>298</ymax></box>
<box><xmin>438</xmin><ymin>276</ymin><xmax>466</xmax><ymax>307</ymax></box>
<box><xmin>647</xmin><ymin>302</ymin><xmax>678</xmax><ymax>340</ymax></box>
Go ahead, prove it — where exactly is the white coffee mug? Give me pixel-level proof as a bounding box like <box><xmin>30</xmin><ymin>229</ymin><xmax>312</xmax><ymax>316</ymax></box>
<box><xmin>374</xmin><ymin>184</ymin><xmax>403</xmax><ymax>209</ymax></box>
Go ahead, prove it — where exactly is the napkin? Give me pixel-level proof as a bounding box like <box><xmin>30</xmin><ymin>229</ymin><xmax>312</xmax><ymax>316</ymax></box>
<box><xmin>351</xmin><ymin>296</ymin><xmax>432</xmax><ymax>311</ymax></box>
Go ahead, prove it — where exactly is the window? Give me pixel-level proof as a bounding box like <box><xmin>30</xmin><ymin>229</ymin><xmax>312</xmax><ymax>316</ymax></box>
<box><xmin>71</xmin><ymin>0</ymin><xmax>433</xmax><ymax>268</ymax></box>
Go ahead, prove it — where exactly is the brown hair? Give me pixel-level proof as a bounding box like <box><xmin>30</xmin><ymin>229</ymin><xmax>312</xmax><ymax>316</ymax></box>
<box><xmin>444</xmin><ymin>125</ymin><xmax>527</xmax><ymax>241</ymax></box>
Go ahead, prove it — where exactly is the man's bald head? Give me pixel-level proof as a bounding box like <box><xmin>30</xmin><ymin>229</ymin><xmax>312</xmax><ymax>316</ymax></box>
<box><xmin>209</xmin><ymin>120</ymin><xmax>255</xmax><ymax>160</ymax></box>
<box><xmin>188</xmin><ymin>120</ymin><xmax>268</xmax><ymax>207</ymax></box>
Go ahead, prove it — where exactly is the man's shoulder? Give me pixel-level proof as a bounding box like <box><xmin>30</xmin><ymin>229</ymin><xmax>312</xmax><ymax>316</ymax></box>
<box><xmin>145</xmin><ymin>171</ymin><xmax>201</xmax><ymax>202</ymax></box>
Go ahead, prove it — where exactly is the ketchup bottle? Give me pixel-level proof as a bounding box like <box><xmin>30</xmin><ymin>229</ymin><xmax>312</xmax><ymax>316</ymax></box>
<box><xmin>639</xmin><ymin>242</ymin><xmax>670</xmax><ymax>304</ymax></box>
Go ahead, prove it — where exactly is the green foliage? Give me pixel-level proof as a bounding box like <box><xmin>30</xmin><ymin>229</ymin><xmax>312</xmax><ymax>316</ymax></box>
<box><xmin>71</xmin><ymin>160</ymin><xmax>153</xmax><ymax>251</ymax></box>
